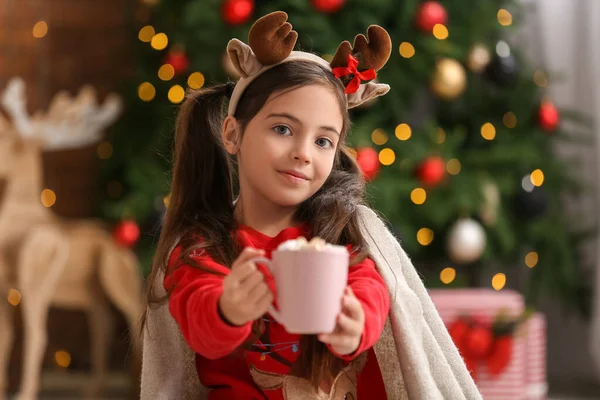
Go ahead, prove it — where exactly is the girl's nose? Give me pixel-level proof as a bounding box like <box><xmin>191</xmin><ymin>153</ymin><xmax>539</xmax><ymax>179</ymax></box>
<box><xmin>291</xmin><ymin>140</ymin><xmax>311</xmax><ymax>164</ymax></box>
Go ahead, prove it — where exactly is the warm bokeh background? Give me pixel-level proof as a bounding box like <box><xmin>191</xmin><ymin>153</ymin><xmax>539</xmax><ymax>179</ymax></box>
<box><xmin>1</xmin><ymin>0</ymin><xmax>600</xmax><ymax>398</ymax></box>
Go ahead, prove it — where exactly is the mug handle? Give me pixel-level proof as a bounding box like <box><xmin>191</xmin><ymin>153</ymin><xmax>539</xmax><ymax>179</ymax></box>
<box><xmin>249</xmin><ymin>257</ymin><xmax>283</xmax><ymax>324</ymax></box>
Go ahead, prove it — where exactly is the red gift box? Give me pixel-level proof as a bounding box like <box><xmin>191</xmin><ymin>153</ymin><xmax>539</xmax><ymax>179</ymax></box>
<box><xmin>429</xmin><ymin>289</ymin><xmax>547</xmax><ymax>400</ymax></box>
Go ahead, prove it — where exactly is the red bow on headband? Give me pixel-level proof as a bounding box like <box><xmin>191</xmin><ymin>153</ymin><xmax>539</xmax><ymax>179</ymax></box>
<box><xmin>332</xmin><ymin>54</ymin><xmax>377</xmax><ymax>94</ymax></box>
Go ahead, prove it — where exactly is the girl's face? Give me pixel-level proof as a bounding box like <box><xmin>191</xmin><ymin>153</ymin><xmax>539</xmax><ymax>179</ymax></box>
<box><xmin>226</xmin><ymin>84</ymin><xmax>344</xmax><ymax>209</ymax></box>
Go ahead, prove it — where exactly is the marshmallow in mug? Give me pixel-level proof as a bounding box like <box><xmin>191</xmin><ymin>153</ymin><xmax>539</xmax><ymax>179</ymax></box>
<box><xmin>277</xmin><ymin>236</ymin><xmax>348</xmax><ymax>254</ymax></box>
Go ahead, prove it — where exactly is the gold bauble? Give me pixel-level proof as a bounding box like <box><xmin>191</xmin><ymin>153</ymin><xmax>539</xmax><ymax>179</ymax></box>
<box><xmin>467</xmin><ymin>44</ymin><xmax>491</xmax><ymax>73</ymax></box>
<box><xmin>431</xmin><ymin>58</ymin><xmax>467</xmax><ymax>100</ymax></box>
<box><xmin>222</xmin><ymin>52</ymin><xmax>240</xmax><ymax>79</ymax></box>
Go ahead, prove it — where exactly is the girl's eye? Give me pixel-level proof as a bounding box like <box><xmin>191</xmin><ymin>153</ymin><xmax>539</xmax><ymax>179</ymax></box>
<box><xmin>316</xmin><ymin>137</ymin><xmax>334</xmax><ymax>149</ymax></box>
<box><xmin>274</xmin><ymin>125</ymin><xmax>291</xmax><ymax>135</ymax></box>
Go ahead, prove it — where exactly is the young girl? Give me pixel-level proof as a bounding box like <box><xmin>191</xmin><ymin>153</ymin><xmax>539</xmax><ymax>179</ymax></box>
<box><xmin>142</xmin><ymin>11</ymin><xmax>481</xmax><ymax>400</ymax></box>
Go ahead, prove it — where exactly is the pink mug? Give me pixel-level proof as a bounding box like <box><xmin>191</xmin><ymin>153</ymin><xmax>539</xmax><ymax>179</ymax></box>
<box><xmin>251</xmin><ymin>245</ymin><xmax>349</xmax><ymax>334</ymax></box>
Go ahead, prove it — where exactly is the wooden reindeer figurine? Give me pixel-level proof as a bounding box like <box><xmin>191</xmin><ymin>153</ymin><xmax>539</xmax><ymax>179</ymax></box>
<box><xmin>0</xmin><ymin>78</ymin><xmax>142</xmax><ymax>400</ymax></box>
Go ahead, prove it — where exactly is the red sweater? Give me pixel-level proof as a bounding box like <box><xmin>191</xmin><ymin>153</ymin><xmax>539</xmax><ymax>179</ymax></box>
<box><xmin>165</xmin><ymin>223</ymin><xmax>389</xmax><ymax>399</ymax></box>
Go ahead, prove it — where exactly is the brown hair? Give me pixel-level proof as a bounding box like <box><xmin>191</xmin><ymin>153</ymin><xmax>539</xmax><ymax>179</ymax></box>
<box><xmin>143</xmin><ymin>60</ymin><xmax>370</xmax><ymax>387</ymax></box>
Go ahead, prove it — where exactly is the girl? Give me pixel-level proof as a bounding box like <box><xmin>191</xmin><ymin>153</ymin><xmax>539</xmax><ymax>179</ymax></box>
<box><xmin>141</xmin><ymin>11</ymin><xmax>481</xmax><ymax>400</ymax></box>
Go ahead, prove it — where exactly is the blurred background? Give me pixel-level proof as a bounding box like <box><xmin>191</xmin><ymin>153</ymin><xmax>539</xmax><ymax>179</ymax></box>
<box><xmin>1</xmin><ymin>0</ymin><xmax>600</xmax><ymax>399</ymax></box>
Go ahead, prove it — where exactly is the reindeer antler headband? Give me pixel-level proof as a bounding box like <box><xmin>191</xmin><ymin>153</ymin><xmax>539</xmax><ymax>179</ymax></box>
<box><xmin>226</xmin><ymin>11</ymin><xmax>392</xmax><ymax>116</ymax></box>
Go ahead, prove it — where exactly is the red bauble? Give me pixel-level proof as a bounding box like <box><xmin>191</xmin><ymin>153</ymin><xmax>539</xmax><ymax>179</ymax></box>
<box><xmin>166</xmin><ymin>49</ymin><xmax>189</xmax><ymax>75</ymax></box>
<box><xmin>448</xmin><ymin>319</ymin><xmax>469</xmax><ymax>346</ymax></box>
<box><xmin>415</xmin><ymin>1</ymin><xmax>448</xmax><ymax>33</ymax></box>
<box><xmin>356</xmin><ymin>147</ymin><xmax>380</xmax><ymax>181</ymax></box>
<box><xmin>416</xmin><ymin>156</ymin><xmax>446</xmax><ymax>186</ymax></box>
<box><xmin>222</xmin><ymin>0</ymin><xmax>254</xmax><ymax>26</ymax></box>
<box><xmin>311</xmin><ymin>0</ymin><xmax>345</xmax><ymax>13</ymax></box>
<box><xmin>114</xmin><ymin>220</ymin><xmax>140</xmax><ymax>248</ymax></box>
<box><xmin>538</xmin><ymin>101</ymin><xmax>560</xmax><ymax>132</ymax></box>
<box><xmin>487</xmin><ymin>336</ymin><xmax>513</xmax><ymax>376</ymax></box>
<box><xmin>464</xmin><ymin>326</ymin><xmax>494</xmax><ymax>359</ymax></box>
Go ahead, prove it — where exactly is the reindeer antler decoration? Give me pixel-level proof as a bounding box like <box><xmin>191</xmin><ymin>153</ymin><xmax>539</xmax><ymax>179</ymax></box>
<box><xmin>329</xmin><ymin>26</ymin><xmax>392</xmax><ymax>94</ymax></box>
<box><xmin>248</xmin><ymin>11</ymin><xmax>298</xmax><ymax>66</ymax></box>
<box><xmin>226</xmin><ymin>11</ymin><xmax>393</xmax><ymax>114</ymax></box>
<box><xmin>330</xmin><ymin>26</ymin><xmax>392</xmax><ymax>72</ymax></box>
<box><xmin>0</xmin><ymin>77</ymin><xmax>123</xmax><ymax>150</ymax></box>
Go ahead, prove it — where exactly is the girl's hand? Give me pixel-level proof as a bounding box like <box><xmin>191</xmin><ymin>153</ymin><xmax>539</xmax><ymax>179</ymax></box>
<box><xmin>218</xmin><ymin>247</ymin><xmax>273</xmax><ymax>326</ymax></box>
<box><xmin>318</xmin><ymin>287</ymin><xmax>365</xmax><ymax>356</ymax></box>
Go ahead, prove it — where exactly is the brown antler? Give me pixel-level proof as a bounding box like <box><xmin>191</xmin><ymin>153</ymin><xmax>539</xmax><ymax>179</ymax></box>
<box><xmin>248</xmin><ymin>11</ymin><xmax>298</xmax><ymax>65</ymax></box>
<box><xmin>330</xmin><ymin>25</ymin><xmax>392</xmax><ymax>72</ymax></box>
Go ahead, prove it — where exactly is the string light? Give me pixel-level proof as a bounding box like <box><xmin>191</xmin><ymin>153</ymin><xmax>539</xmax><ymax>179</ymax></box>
<box><xmin>503</xmin><ymin>112</ymin><xmax>517</xmax><ymax>128</ymax></box>
<box><xmin>417</xmin><ymin>228</ymin><xmax>434</xmax><ymax>246</ymax></box>
<box><xmin>97</xmin><ymin>141</ymin><xmax>113</xmax><ymax>160</ymax></box>
<box><xmin>151</xmin><ymin>33</ymin><xmax>169</xmax><ymax>50</ymax></box>
<box><xmin>168</xmin><ymin>85</ymin><xmax>185</xmax><ymax>104</ymax></box>
<box><xmin>446</xmin><ymin>159</ymin><xmax>461</xmax><ymax>175</ymax></box>
<box><xmin>399</xmin><ymin>42</ymin><xmax>415</xmax><ymax>58</ymax></box>
<box><xmin>8</xmin><ymin>289</ymin><xmax>21</xmax><ymax>306</ymax></box>
<box><xmin>41</xmin><ymin>189</ymin><xmax>56</xmax><ymax>208</ymax></box>
<box><xmin>138</xmin><ymin>25</ymin><xmax>155</xmax><ymax>42</ymax></box>
<box><xmin>497</xmin><ymin>9</ymin><xmax>513</xmax><ymax>26</ymax></box>
<box><xmin>492</xmin><ymin>273</ymin><xmax>506</xmax><ymax>291</ymax></box>
<box><xmin>440</xmin><ymin>267</ymin><xmax>456</xmax><ymax>284</ymax></box>
<box><xmin>188</xmin><ymin>72</ymin><xmax>205</xmax><ymax>89</ymax></box>
<box><xmin>530</xmin><ymin>169</ymin><xmax>544</xmax><ymax>186</ymax></box>
<box><xmin>32</xmin><ymin>21</ymin><xmax>48</xmax><ymax>38</ymax></box>
<box><xmin>378</xmin><ymin>148</ymin><xmax>395</xmax><ymax>166</ymax></box>
<box><xmin>525</xmin><ymin>252</ymin><xmax>539</xmax><ymax>268</ymax></box>
<box><xmin>495</xmin><ymin>41</ymin><xmax>511</xmax><ymax>57</ymax></box>
<box><xmin>480</xmin><ymin>122</ymin><xmax>496</xmax><ymax>140</ymax></box>
<box><xmin>158</xmin><ymin>64</ymin><xmax>175</xmax><ymax>81</ymax></box>
<box><xmin>433</xmin><ymin>24</ymin><xmax>449</xmax><ymax>40</ymax></box>
<box><xmin>138</xmin><ymin>82</ymin><xmax>156</xmax><ymax>102</ymax></box>
<box><xmin>54</xmin><ymin>350</ymin><xmax>72</xmax><ymax>368</ymax></box>
<box><xmin>395</xmin><ymin>123</ymin><xmax>411</xmax><ymax>140</ymax></box>
<box><xmin>435</xmin><ymin>128</ymin><xmax>446</xmax><ymax>144</ymax></box>
<box><xmin>521</xmin><ymin>175</ymin><xmax>535</xmax><ymax>192</ymax></box>
<box><xmin>411</xmin><ymin>188</ymin><xmax>427</xmax><ymax>205</ymax></box>
<box><xmin>371</xmin><ymin>128</ymin><xmax>388</xmax><ymax>145</ymax></box>
<box><xmin>163</xmin><ymin>194</ymin><xmax>171</xmax><ymax>208</ymax></box>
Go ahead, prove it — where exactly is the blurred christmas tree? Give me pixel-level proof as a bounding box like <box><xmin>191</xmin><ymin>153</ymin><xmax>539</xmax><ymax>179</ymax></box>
<box><xmin>101</xmin><ymin>0</ymin><xmax>593</xmax><ymax>314</ymax></box>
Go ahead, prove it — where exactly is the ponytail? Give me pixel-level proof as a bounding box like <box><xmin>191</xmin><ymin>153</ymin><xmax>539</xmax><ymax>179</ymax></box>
<box><xmin>142</xmin><ymin>83</ymin><xmax>238</xmax><ymax>329</ymax></box>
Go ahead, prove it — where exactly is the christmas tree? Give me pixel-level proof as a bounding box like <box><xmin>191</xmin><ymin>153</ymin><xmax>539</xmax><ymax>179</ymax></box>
<box><xmin>102</xmin><ymin>0</ymin><xmax>592</xmax><ymax>313</ymax></box>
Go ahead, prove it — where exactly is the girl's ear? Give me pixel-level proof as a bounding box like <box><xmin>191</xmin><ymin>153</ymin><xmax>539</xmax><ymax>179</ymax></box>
<box><xmin>222</xmin><ymin>115</ymin><xmax>242</xmax><ymax>155</ymax></box>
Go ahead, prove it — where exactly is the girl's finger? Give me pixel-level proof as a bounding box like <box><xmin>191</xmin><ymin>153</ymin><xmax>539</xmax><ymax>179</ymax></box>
<box><xmin>336</xmin><ymin>311</ymin><xmax>362</xmax><ymax>336</ymax></box>
<box><xmin>317</xmin><ymin>333</ymin><xmax>332</xmax><ymax>344</ymax></box>
<box><xmin>231</xmin><ymin>261</ymin><xmax>258</xmax><ymax>283</ymax></box>
<box><xmin>254</xmin><ymin>290</ymin><xmax>274</xmax><ymax>315</ymax></box>
<box><xmin>341</xmin><ymin>292</ymin><xmax>364</xmax><ymax>322</ymax></box>
<box><xmin>239</xmin><ymin>270</ymin><xmax>265</xmax><ymax>293</ymax></box>
<box><xmin>318</xmin><ymin>333</ymin><xmax>356</xmax><ymax>350</ymax></box>
<box><xmin>247</xmin><ymin>281</ymin><xmax>270</xmax><ymax>304</ymax></box>
<box><xmin>232</xmin><ymin>247</ymin><xmax>265</xmax><ymax>269</ymax></box>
